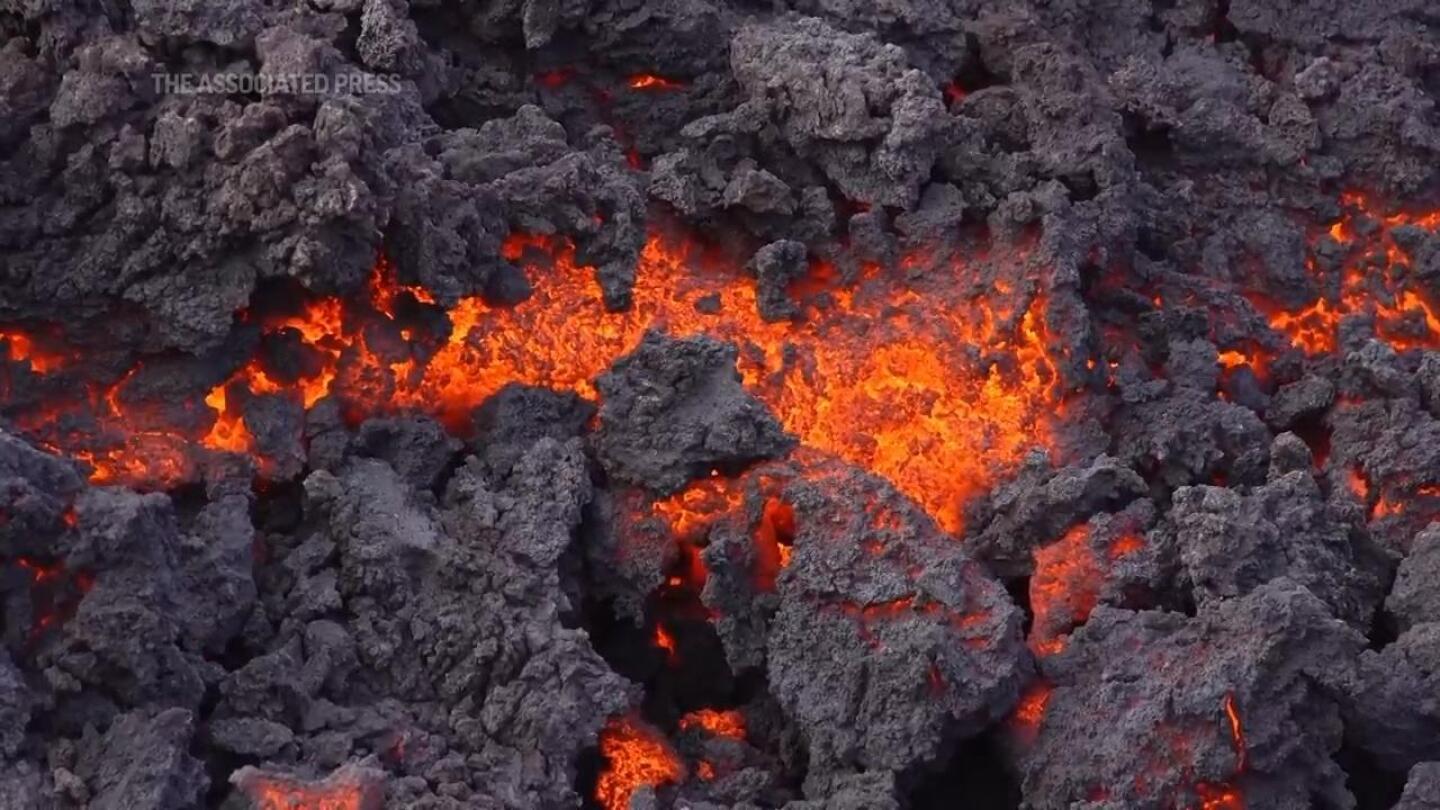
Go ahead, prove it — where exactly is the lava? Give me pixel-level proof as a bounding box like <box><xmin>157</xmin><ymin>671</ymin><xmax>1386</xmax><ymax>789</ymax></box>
<box><xmin>1012</xmin><ymin>680</ymin><xmax>1052</xmax><ymax>734</ymax></box>
<box><xmin>1253</xmin><ymin>193</ymin><xmax>1440</xmax><ymax>355</ymax></box>
<box><xmin>678</xmin><ymin>709</ymin><xmax>745</xmax><ymax>740</ymax></box>
<box><xmin>1223</xmin><ymin>693</ymin><xmax>1246</xmax><ymax>772</ymax></box>
<box><xmin>653</xmin><ymin>623</ymin><xmax>678</xmax><ymax>662</ymax></box>
<box><xmin>1191</xmin><ymin>693</ymin><xmax>1247</xmax><ymax>809</ymax></box>
<box><xmin>752</xmin><ymin>495</ymin><xmax>795</xmax><ymax>591</ymax></box>
<box><xmin>626</xmin><ymin>74</ymin><xmax>685</xmax><ymax>91</ymax></box>
<box><xmin>1028</xmin><ymin>524</ymin><xmax>1102</xmax><ymax>656</ymax></box>
<box><xmin>0</xmin><ymin>329</ymin><xmax>67</xmax><ymax>373</ymax></box>
<box><xmin>12</xmin><ymin>556</ymin><xmax>95</xmax><ymax>644</ymax></box>
<box><xmin>6</xmin><ymin>227</ymin><xmax>1058</xmax><ymax>535</ymax></box>
<box><xmin>595</xmin><ymin>714</ymin><xmax>684</xmax><ymax>810</ymax></box>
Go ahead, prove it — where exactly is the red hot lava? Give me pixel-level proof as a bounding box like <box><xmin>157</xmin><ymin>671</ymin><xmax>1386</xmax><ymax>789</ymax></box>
<box><xmin>595</xmin><ymin>714</ymin><xmax>685</xmax><ymax>810</ymax></box>
<box><xmin>2</xmin><ymin>229</ymin><xmax>1060</xmax><ymax>534</ymax></box>
<box><xmin>1249</xmin><ymin>192</ymin><xmax>1440</xmax><ymax>356</ymax></box>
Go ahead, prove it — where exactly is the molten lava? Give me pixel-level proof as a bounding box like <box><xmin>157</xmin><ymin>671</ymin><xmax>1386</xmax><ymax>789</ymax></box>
<box><xmin>653</xmin><ymin>623</ymin><xmax>678</xmax><ymax>662</ymax></box>
<box><xmin>595</xmin><ymin>714</ymin><xmax>684</xmax><ymax>810</ymax></box>
<box><xmin>626</xmin><ymin>74</ymin><xmax>685</xmax><ymax>91</ymax></box>
<box><xmin>5</xmin><ymin>227</ymin><xmax>1058</xmax><ymax>536</ymax></box>
<box><xmin>1011</xmin><ymin>680</ymin><xmax>1052</xmax><ymax>737</ymax></box>
<box><xmin>1028</xmin><ymin>524</ymin><xmax>1102</xmax><ymax>656</ymax></box>
<box><xmin>1252</xmin><ymin>193</ymin><xmax>1440</xmax><ymax>354</ymax></box>
<box><xmin>0</xmin><ymin>329</ymin><xmax>67</xmax><ymax>373</ymax></box>
<box><xmin>236</xmin><ymin>772</ymin><xmax>373</xmax><ymax>810</ymax></box>
<box><xmin>678</xmin><ymin>709</ymin><xmax>746</xmax><ymax>740</ymax></box>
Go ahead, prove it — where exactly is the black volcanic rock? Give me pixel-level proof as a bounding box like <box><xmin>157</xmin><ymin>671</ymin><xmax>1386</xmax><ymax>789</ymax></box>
<box><xmin>592</xmin><ymin>331</ymin><xmax>794</xmax><ymax>495</ymax></box>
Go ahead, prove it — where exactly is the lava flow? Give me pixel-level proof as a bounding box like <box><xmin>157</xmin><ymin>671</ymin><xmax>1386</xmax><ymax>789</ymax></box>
<box><xmin>1</xmin><ymin>228</ymin><xmax>1060</xmax><ymax>534</ymax></box>
<box><xmin>1249</xmin><ymin>192</ymin><xmax>1440</xmax><ymax>355</ymax></box>
<box><xmin>595</xmin><ymin>714</ymin><xmax>685</xmax><ymax>810</ymax></box>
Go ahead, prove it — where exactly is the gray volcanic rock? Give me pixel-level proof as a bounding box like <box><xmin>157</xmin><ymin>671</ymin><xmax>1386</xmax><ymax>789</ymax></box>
<box><xmin>1169</xmin><ymin>469</ymin><xmax>1388</xmax><ymax>627</ymax></box>
<box><xmin>966</xmin><ymin>452</ymin><xmax>1148</xmax><ymax>575</ymax></box>
<box><xmin>74</xmin><ymin>708</ymin><xmax>207</xmax><ymax>810</ymax></box>
<box><xmin>765</xmin><ymin>462</ymin><xmax>1030</xmax><ymax>776</ymax></box>
<box><xmin>1014</xmin><ymin>581</ymin><xmax>1364</xmax><ymax>809</ymax></box>
<box><xmin>1388</xmin><ymin>526</ymin><xmax>1440</xmax><ymax>632</ymax></box>
<box><xmin>593</xmin><ymin>331</ymin><xmax>794</xmax><ymax>495</ymax></box>
<box><xmin>1398</xmin><ymin>763</ymin><xmax>1440</xmax><ymax>810</ymax></box>
<box><xmin>1347</xmin><ymin>623</ymin><xmax>1440</xmax><ymax>772</ymax></box>
<box><xmin>4</xmin><ymin>0</ymin><xmax>1440</xmax><ymax>806</ymax></box>
<box><xmin>729</xmin><ymin>16</ymin><xmax>951</xmax><ymax>209</ymax></box>
<box><xmin>0</xmin><ymin>652</ymin><xmax>28</xmax><ymax>759</ymax></box>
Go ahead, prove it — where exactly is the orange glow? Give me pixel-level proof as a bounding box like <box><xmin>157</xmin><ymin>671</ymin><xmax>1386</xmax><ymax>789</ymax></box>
<box><xmin>595</xmin><ymin>715</ymin><xmax>684</xmax><ymax>810</ymax></box>
<box><xmin>678</xmin><ymin>709</ymin><xmax>745</xmax><ymax>740</ymax></box>
<box><xmin>239</xmin><ymin>775</ymin><xmax>368</xmax><ymax>810</ymax></box>
<box><xmin>752</xmin><ymin>496</ymin><xmax>795</xmax><ymax>591</ymax></box>
<box><xmin>1029</xmin><ymin>524</ymin><xmax>1101</xmax><ymax>655</ymax></box>
<box><xmin>651</xmin><ymin>474</ymin><xmax>747</xmax><ymax>541</ymax></box>
<box><xmin>1216</xmin><ymin>350</ymin><xmax>1250</xmax><ymax>369</ymax></box>
<box><xmin>696</xmin><ymin>760</ymin><xmax>715</xmax><ymax>781</ymax></box>
<box><xmin>1012</xmin><ymin>681</ymin><xmax>1052</xmax><ymax>731</ymax></box>
<box><xmin>0</xmin><ymin>329</ymin><xmax>68</xmax><ymax>373</ymax></box>
<box><xmin>627</xmin><ymin>74</ymin><xmax>685</xmax><ymax>91</ymax></box>
<box><xmin>1372</xmin><ymin>494</ymin><xmax>1402</xmax><ymax>519</ymax></box>
<box><xmin>653</xmin><ymin>623</ymin><xmax>677</xmax><ymax>661</ymax></box>
<box><xmin>1191</xmin><ymin>693</ymin><xmax>1247</xmax><ymax>809</ymax></box>
<box><xmin>943</xmin><ymin>81</ymin><xmax>968</xmax><ymax>104</ymax></box>
<box><xmin>1347</xmin><ymin>468</ymin><xmax>1370</xmax><ymax>501</ymax></box>
<box><xmin>1196</xmin><ymin>782</ymin><xmax>1244</xmax><ymax>810</ymax></box>
<box><xmin>1223</xmin><ymin>692</ymin><xmax>1246</xmax><ymax>772</ymax></box>
<box><xmin>1254</xmin><ymin>193</ymin><xmax>1440</xmax><ymax>354</ymax></box>
<box><xmin>202</xmin><ymin>386</ymin><xmax>255</xmax><ymax>455</ymax></box>
<box><xmin>8</xmin><ymin>229</ymin><xmax>1059</xmax><ymax>526</ymax></box>
<box><xmin>1108</xmin><ymin>532</ymin><xmax>1144</xmax><ymax>560</ymax></box>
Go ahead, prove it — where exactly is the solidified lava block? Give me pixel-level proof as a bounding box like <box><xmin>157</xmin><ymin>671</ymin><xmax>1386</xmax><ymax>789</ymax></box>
<box><xmin>761</xmin><ymin>461</ymin><xmax>1031</xmax><ymax>776</ymax></box>
<box><xmin>1012</xmin><ymin>581</ymin><xmax>1366</xmax><ymax>809</ymax></box>
<box><xmin>593</xmin><ymin>330</ymin><xmax>794</xmax><ymax>495</ymax></box>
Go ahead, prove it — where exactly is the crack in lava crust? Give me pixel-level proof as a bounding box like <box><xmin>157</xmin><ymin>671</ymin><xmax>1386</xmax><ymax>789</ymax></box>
<box><xmin>3</xmin><ymin>230</ymin><xmax>1062</xmax><ymax>534</ymax></box>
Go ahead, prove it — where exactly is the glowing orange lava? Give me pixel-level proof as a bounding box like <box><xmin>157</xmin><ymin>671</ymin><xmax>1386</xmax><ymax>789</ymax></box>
<box><xmin>1253</xmin><ymin>193</ymin><xmax>1440</xmax><ymax>354</ymax></box>
<box><xmin>678</xmin><ymin>709</ymin><xmax>745</xmax><ymax>740</ymax></box>
<box><xmin>752</xmin><ymin>496</ymin><xmax>795</xmax><ymax>591</ymax></box>
<box><xmin>238</xmin><ymin>775</ymin><xmax>369</xmax><ymax>810</ymax></box>
<box><xmin>1029</xmin><ymin>524</ymin><xmax>1102</xmax><ymax>656</ymax></box>
<box><xmin>627</xmin><ymin>74</ymin><xmax>685</xmax><ymax>91</ymax></box>
<box><xmin>653</xmin><ymin>623</ymin><xmax>677</xmax><ymax>662</ymax></box>
<box><xmin>595</xmin><ymin>715</ymin><xmax>684</xmax><ymax>810</ymax></box>
<box><xmin>6</xmin><ymin>228</ymin><xmax>1058</xmax><ymax>533</ymax></box>
<box><xmin>1012</xmin><ymin>681</ymin><xmax>1052</xmax><ymax>733</ymax></box>
<box><xmin>0</xmin><ymin>329</ymin><xmax>68</xmax><ymax>373</ymax></box>
<box><xmin>1223</xmin><ymin>693</ymin><xmax>1245</xmax><ymax>772</ymax></box>
<box><xmin>1108</xmin><ymin>532</ymin><xmax>1144</xmax><ymax>560</ymax></box>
